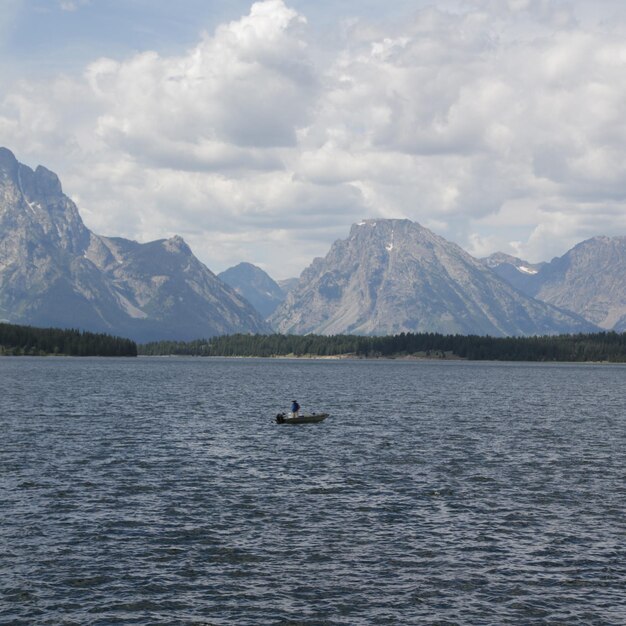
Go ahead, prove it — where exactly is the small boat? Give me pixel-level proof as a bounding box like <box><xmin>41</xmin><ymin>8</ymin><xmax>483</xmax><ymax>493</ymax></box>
<box><xmin>276</xmin><ymin>412</ymin><xmax>329</xmax><ymax>424</ymax></box>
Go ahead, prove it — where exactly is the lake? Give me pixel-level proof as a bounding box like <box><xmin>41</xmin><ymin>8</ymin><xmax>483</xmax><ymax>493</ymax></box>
<box><xmin>1</xmin><ymin>357</ymin><xmax>625</xmax><ymax>625</ymax></box>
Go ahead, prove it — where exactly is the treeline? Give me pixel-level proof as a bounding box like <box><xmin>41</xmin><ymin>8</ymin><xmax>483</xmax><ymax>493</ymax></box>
<box><xmin>139</xmin><ymin>331</ymin><xmax>626</xmax><ymax>362</ymax></box>
<box><xmin>0</xmin><ymin>323</ymin><xmax>137</xmax><ymax>357</ymax></box>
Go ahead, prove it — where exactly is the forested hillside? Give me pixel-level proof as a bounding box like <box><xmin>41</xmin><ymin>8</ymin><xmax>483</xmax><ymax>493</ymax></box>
<box><xmin>139</xmin><ymin>331</ymin><xmax>626</xmax><ymax>362</ymax></box>
<box><xmin>0</xmin><ymin>323</ymin><xmax>137</xmax><ymax>356</ymax></box>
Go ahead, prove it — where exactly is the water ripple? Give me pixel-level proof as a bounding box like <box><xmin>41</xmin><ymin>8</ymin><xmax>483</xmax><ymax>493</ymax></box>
<box><xmin>1</xmin><ymin>357</ymin><xmax>625</xmax><ymax>624</ymax></box>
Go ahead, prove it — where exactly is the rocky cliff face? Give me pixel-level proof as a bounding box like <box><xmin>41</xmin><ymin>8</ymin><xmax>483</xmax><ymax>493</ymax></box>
<box><xmin>513</xmin><ymin>237</ymin><xmax>626</xmax><ymax>330</ymax></box>
<box><xmin>481</xmin><ymin>252</ymin><xmax>544</xmax><ymax>295</ymax></box>
<box><xmin>270</xmin><ymin>219</ymin><xmax>596</xmax><ymax>336</ymax></box>
<box><xmin>0</xmin><ymin>148</ymin><xmax>270</xmax><ymax>341</ymax></box>
<box><xmin>218</xmin><ymin>262</ymin><xmax>285</xmax><ymax>318</ymax></box>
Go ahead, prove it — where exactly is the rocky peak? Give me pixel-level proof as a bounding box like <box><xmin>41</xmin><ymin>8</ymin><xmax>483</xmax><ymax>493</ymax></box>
<box><xmin>481</xmin><ymin>252</ymin><xmax>543</xmax><ymax>295</ymax></box>
<box><xmin>349</xmin><ymin>218</ymin><xmax>430</xmax><ymax>246</ymax></box>
<box><xmin>1</xmin><ymin>147</ymin><xmax>65</xmax><ymax>204</ymax></box>
<box><xmin>0</xmin><ymin>147</ymin><xmax>19</xmax><ymax>174</ymax></box>
<box><xmin>0</xmin><ymin>150</ymin><xmax>56</xmax><ymax>198</ymax></box>
<box><xmin>270</xmin><ymin>218</ymin><xmax>596</xmax><ymax>336</ymax></box>
<box><xmin>482</xmin><ymin>252</ymin><xmax>528</xmax><ymax>269</ymax></box>
<box><xmin>0</xmin><ymin>148</ymin><xmax>271</xmax><ymax>341</ymax></box>
<box><xmin>480</xmin><ymin>236</ymin><xmax>626</xmax><ymax>330</ymax></box>
<box><xmin>218</xmin><ymin>262</ymin><xmax>285</xmax><ymax>318</ymax></box>
<box><xmin>33</xmin><ymin>165</ymin><xmax>64</xmax><ymax>199</ymax></box>
<box><xmin>564</xmin><ymin>236</ymin><xmax>626</xmax><ymax>266</ymax></box>
<box><xmin>163</xmin><ymin>235</ymin><xmax>192</xmax><ymax>256</ymax></box>
<box><xmin>0</xmin><ymin>147</ymin><xmax>86</xmax><ymax>247</ymax></box>
<box><xmin>532</xmin><ymin>236</ymin><xmax>626</xmax><ymax>329</ymax></box>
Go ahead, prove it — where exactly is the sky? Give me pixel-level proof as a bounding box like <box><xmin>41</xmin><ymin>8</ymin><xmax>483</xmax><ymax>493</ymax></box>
<box><xmin>2</xmin><ymin>0</ymin><xmax>626</xmax><ymax>279</ymax></box>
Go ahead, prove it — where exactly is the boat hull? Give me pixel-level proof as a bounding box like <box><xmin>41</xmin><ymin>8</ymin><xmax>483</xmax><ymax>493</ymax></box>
<box><xmin>276</xmin><ymin>413</ymin><xmax>329</xmax><ymax>424</ymax></box>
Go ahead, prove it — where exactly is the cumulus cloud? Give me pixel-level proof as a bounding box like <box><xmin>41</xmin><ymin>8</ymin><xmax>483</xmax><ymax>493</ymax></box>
<box><xmin>3</xmin><ymin>0</ymin><xmax>626</xmax><ymax>277</ymax></box>
<box><xmin>87</xmin><ymin>0</ymin><xmax>314</xmax><ymax>160</ymax></box>
<box><xmin>295</xmin><ymin>1</ymin><xmax>626</xmax><ymax>261</ymax></box>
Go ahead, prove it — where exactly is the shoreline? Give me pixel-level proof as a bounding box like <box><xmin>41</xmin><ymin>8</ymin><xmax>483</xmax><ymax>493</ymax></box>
<box><xmin>137</xmin><ymin>351</ymin><xmax>462</xmax><ymax>361</ymax></box>
<box><xmin>135</xmin><ymin>353</ymin><xmax>619</xmax><ymax>364</ymax></box>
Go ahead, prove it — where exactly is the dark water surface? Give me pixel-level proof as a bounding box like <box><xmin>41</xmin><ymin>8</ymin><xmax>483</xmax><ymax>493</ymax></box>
<box><xmin>1</xmin><ymin>357</ymin><xmax>625</xmax><ymax>625</ymax></box>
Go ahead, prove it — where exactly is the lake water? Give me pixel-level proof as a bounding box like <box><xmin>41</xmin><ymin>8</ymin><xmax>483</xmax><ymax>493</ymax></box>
<box><xmin>1</xmin><ymin>357</ymin><xmax>625</xmax><ymax>625</ymax></box>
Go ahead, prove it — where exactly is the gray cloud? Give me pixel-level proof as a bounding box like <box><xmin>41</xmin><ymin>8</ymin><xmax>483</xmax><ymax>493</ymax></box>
<box><xmin>2</xmin><ymin>0</ymin><xmax>626</xmax><ymax>278</ymax></box>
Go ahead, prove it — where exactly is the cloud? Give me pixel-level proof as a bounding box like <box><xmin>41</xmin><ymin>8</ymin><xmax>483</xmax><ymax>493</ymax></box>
<box><xmin>294</xmin><ymin>2</ymin><xmax>626</xmax><ymax>257</ymax></box>
<box><xmin>59</xmin><ymin>0</ymin><xmax>90</xmax><ymax>11</ymax></box>
<box><xmin>86</xmin><ymin>0</ymin><xmax>314</xmax><ymax>162</ymax></box>
<box><xmin>3</xmin><ymin>0</ymin><xmax>626</xmax><ymax>278</ymax></box>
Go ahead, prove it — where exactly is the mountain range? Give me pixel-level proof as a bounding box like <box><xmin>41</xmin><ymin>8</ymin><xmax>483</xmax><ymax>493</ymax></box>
<box><xmin>483</xmin><ymin>236</ymin><xmax>626</xmax><ymax>331</ymax></box>
<box><xmin>1</xmin><ymin>147</ymin><xmax>624</xmax><ymax>341</ymax></box>
<box><xmin>0</xmin><ymin>148</ymin><xmax>269</xmax><ymax>342</ymax></box>
<box><xmin>269</xmin><ymin>219</ymin><xmax>595</xmax><ymax>336</ymax></box>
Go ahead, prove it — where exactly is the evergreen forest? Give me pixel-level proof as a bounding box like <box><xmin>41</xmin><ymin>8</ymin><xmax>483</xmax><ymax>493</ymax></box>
<box><xmin>139</xmin><ymin>331</ymin><xmax>626</xmax><ymax>362</ymax></box>
<box><xmin>0</xmin><ymin>323</ymin><xmax>137</xmax><ymax>357</ymax></box>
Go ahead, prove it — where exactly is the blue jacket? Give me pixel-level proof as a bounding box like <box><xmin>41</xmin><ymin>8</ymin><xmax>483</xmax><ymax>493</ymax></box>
<box><xmin>291</xmin><ymin>401</ymin><xmax>300</xmax><ymax>413</ymax></box>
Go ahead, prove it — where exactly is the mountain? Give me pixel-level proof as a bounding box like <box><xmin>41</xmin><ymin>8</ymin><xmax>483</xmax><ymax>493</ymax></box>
<box><xmin>0</xmin><ymin>147</ymin><xmax>270</xmax><ymax>341</ymax></box>
<box><xmin>218</xmin><ymin>262</ymin><xmax>285</xmax><ymax>318</ymax></box>
<box><xmin>277</xmin><ymin>277</ymin><xmax>299</xmax><ymax>294</ymax></box>
<box><xmin>269</xmin><ymin>219</ymin><xmax>597</xmax><ymax>336</ymax></box>
<box><xmin>481</xmin><ymin>252</ymin><xmax>544</xmax><ymax>294</ymax></box>
<box><xmin>486</xmin><ymin>237</ymin><xmax>626</xmax><ymax>330</ymax></box>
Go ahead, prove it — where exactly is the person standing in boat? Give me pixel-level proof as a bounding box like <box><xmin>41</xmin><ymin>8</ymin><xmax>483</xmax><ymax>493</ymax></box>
<box><xmin>291</xmin><ymin>400</ymin><xmax>300</xmax><ymax>418</ymax></box>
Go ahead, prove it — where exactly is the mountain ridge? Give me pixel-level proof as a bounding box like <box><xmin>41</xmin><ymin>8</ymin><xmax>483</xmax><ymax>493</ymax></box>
<box><xmin>270</xmin><ymin>219</ymin><xmax>597</xmax><ymax>336</ymax></box>
<box><xmin>218</xmin><ymin>262</ymin><xmax>285</xmax><ymax>318</ymax></box>
<box><xmin>0</xmin><ymin>147</ymin><xmax>270</xmax><ymax>341</ymax></box>
<box><xmin>2</xmin><ymin>147</ymin><xmax>622</xmax><ymax>340</ymax></box>
<box><xmin>484</xmin><ymin>236</ymin><xmax>626</xmax><ymax>330</ymax></box>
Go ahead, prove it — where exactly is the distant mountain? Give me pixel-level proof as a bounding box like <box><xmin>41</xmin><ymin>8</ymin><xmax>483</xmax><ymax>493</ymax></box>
<box><xmin>0</xmin><ymin>147</ymin><xmax>270</xmax><ymax>341</ymax></box>
<box><xmin>486</xmin><ymin>237</ymin><xmax>626</xmax><ymax>330</ymax></box>
<box><xmin>277</xmin><ymin>277</ymin><xmax>299</xmax><ymax>294</ymax></box>
<box><xmin>218</xmin><ymin>262</ymin><xmax>285</xmax><ymax>318</ymax></box>
<box><xmin>270</xmin><ymin>219</ymin><xmax>597</xmax><ymax>336</ymax></box>
<box><xmin>481</xmin><ymin>252</ymin><xmax>545</xmax><ymax>295</ymax></box>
